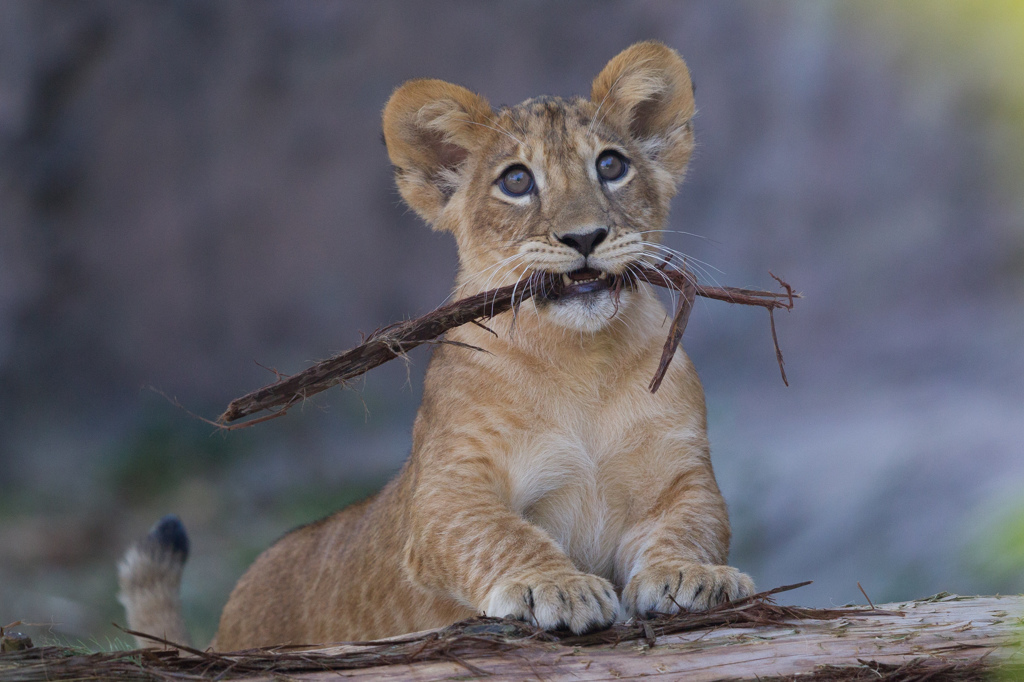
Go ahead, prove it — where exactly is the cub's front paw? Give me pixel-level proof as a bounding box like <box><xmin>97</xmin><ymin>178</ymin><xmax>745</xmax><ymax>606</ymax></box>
<box><xmin>481</xmin><ymin>571</ymin><xmax>618</xmax><ymax>634</ymax></box>
<box><xmin>623</xmin><ymin>562</ymin><xmax>754</xmax><ymax>618</ymax></box>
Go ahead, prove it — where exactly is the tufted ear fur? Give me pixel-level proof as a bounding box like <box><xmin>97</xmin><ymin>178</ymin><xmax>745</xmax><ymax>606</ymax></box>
<box><xmin>591</xmin><ymin>42</ymin><xmax>696</xmax><ymax>180</ymax></box>
<box><xmin>382</xmin><ymin>79</ymin><xmax>494</xmax><ymax>226</ymax></box>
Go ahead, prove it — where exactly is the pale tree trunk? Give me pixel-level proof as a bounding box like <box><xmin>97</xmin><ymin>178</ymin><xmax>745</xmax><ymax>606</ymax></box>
<box><xmin>290</xmin><ymin>595</ymin><xmax>1023</xmax><ymax>681</ymax></box>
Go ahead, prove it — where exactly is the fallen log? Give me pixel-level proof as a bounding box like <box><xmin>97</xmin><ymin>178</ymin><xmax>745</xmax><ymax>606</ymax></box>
<box><xmin>279</xmin><ymin>593</ymin><xmax>1024</xmax><ymax>681</ymax></box>
<box><xmin>2</xmin><ymin>589</ymin><xmax>1020</xmax><ymax>680</ymax></box>
<box><xmin>217</xmin><ymin>262</ymin><xmax>797</xmax><ymax>428</ymax></box>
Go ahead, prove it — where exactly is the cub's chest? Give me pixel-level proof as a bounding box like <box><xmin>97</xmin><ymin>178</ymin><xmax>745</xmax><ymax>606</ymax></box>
<box><xmin>505</xmin><ymin>429</ymin><xmax>637</xmax><ymax>579</ymax></box>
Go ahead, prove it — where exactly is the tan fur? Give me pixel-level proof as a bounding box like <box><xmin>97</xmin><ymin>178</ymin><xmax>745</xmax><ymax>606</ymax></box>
<box><xmin>119</xmin><ymin>41</ymin><xmax>754</xmax><ymax>650</ymax></box>
<box><xmin>117</xmin><ymin>531</ymin><xmax>190</xmax><ymax>646</ymax></box>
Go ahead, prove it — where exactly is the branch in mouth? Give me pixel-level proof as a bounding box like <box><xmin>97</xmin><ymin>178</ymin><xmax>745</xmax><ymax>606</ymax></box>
<box><xmin>216</xmin><ymin>262</ymin><xmax>797</xmax><ymax>428</ymax></box>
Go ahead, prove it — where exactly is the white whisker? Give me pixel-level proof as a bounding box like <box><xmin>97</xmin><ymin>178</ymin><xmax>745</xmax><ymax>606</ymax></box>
<box><xmin>637</xmin><ymin>242</ymin><xmax>725</xmax><ymax>292</ymax></box>
<box><xmin>588</xmin><ymin>69</ymin><xmax>630</xmax><ymax>137</ymax></box>
<box><xmin>493</xmin><ymin>259</ymin><xmax>534</xmax><ymax>321</ymax></box>
<box><xmin>640</xmin><ymin>229</ymin><xmax>719</xmax><ymax>245</ymax></box>
<box><xmin>637</xmin><ymin>241</ymin><xmax>725</xmax><ymax>276</ymax></box>
<box><xmin>508</xmin><ymin>260</ymin><xmax>536</xmax><ymax>337</ymax></box>
<box><xmin>444</xmin><ymin>253</ymin><xmax>527</xmax><ymax>307</ymax></box>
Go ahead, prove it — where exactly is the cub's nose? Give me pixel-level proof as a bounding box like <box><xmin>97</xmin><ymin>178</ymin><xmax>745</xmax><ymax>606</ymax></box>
<box><xmin>557</xmin><ymin>227</ymin><xmax>608</xmax><ymax>257</ymax></box>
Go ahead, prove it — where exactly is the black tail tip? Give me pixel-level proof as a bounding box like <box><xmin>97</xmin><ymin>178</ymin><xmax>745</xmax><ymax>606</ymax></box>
<box><xmin>148</xmin><ymin>514</ymin><xmax>190</xmax><ymax>561</ymax></box>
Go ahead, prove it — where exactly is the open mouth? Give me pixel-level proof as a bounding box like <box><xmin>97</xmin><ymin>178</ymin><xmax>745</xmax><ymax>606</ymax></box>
<box><xmin>545</xmin><ymin>267</ymin><xmax>624</xmax><ymax>300</ymax></box>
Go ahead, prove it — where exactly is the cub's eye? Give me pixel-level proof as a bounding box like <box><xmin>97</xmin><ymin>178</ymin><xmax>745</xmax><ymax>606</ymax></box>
<box><xmin>498</xmin><ymin>165</ymin><xmax>534</xmax><ymax>197</ymax></box>
<box><xmin>596</xmin><ymin>150</ymin><xmax>629</xmax><ymax>182</ymax></box>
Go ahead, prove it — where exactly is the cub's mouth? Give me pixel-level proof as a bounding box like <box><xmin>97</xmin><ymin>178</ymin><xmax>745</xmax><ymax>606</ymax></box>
<box><xmin>544</xmin><ymin>267</ymin><xmax>626</xmax><ymax>301</ymax></box>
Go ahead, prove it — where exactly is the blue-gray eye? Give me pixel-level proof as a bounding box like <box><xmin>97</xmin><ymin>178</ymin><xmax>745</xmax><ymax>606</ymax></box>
<box><xmin>596</xmin><ymin>150</ymin><xmax>628</xmax><ymax>181</ymax></box>
<box><xmin>499</xmin><ymin>165</ymin><xmax>534</xmax><ymax>196</ymax></box>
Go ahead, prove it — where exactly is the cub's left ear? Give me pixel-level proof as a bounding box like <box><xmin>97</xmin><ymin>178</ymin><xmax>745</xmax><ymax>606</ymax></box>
<box><xmin>591</xmin><ymin>41</ymin><xmax>696</xmax><ymax>180</ymax></box>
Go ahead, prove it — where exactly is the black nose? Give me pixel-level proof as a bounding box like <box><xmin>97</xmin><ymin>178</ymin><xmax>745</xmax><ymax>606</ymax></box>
<box><xmin>557</xmin><ymin>227</ymin><xmax>608</xmax><ymax>257</ymax></box>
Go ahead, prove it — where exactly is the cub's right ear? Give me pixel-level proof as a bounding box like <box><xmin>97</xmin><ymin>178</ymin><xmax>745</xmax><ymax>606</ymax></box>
<box><xmin>382</xmin><ymin>79</ymin><xmax>494</xmax><ymax>226</ymax></box>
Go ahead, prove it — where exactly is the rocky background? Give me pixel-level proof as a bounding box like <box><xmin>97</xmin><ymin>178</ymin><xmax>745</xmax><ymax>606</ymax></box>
<box><xmin>1</xmin><ymin>1</ymin><xmax>1022</xmax><ymax>647</ymax></box>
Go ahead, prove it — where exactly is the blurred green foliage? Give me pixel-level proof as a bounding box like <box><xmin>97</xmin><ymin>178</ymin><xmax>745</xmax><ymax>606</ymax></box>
<box><xmin>973</xmin><ymin>503</ymin><xmax>1024</xmax><ymax>592</ymax></box>
<box><xmin>106</xmin><ymin>416</ymin><xmax>243</xmax><ymax>506</ymax></box>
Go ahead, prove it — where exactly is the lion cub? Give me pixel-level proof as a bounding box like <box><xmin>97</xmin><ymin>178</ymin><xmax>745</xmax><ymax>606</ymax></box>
<box><xmin>118</xmin><ymin>41</ymin><xmax>754</xmax><ymax>649</ymax></box>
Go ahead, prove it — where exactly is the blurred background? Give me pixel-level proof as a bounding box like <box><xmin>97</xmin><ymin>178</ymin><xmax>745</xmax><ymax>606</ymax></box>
<box><xmin>1</xmin><ymin>0</ymin><xmax>1022</xmax><ymax>648</ymax></box>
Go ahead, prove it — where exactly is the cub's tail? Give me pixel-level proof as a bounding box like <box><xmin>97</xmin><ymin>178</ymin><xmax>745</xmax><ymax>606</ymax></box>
<box><xmin>117</xmin><ymin>515</ymin><xmax>191</xmax><ymax>648</ymax></box>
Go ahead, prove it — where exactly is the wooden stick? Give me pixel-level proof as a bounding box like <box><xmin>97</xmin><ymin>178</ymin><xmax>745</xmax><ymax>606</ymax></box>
<box><xmin>632</xmin><ymin>264</ymin><xmax>796</xmax><ymax>389</ymax></box>
<box><xmin>647</xmin><ymin>266</ymin><xmax>697</xmax><ymax>393</ymax></box>
<box><xmin>218</xmin><ymin>263</ymin><xmax>797</xmax><ymax>427</ymax></box>
<box><xmin>218</xmin><ymin>272</ymin><xmax>550</xmax><ymax>424</ymax></box>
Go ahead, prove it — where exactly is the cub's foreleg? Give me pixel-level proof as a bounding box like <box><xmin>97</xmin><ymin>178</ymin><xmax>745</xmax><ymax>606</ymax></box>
<box><xmin>404</xmin><ymin>448</ymin><xmax>618</xmax><ymax>634</ymax></box>
<box><xmin>617</xmin><ymin>461</ymin><xmax>755</xmax><ymax>617</ymax></box>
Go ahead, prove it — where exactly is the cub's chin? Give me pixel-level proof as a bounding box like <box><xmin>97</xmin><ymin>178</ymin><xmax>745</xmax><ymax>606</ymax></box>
<box><xmin>530</xmin><ymin>267</ymin><xmax>632</xmax><ymax>333</ymax></box>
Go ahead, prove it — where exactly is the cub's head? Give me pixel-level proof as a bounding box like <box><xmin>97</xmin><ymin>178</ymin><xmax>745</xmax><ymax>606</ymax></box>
<box><xmin>382</xmin><ymin>42</ymin><xmax>695</xmax><ymax>332</ymax></box>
